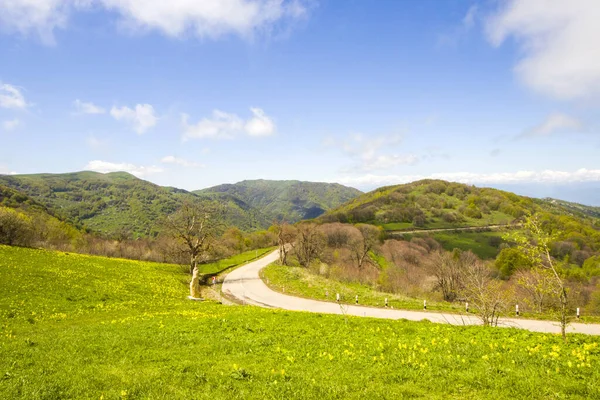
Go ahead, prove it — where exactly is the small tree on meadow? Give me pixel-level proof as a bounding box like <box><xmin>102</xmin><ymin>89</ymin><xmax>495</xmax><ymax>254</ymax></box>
<box><xmin>164</xmin><ymin>202</ymin><xmax>221</xmax><ymax>298</ymax></box>
<box><xmin>460</xmin><ymin>257</ymin><xmax>512</xmax><ymax>326</ymax></box>
<box><xmin>504</xmin><ymin>214</ymin><xmax>570</xmax><ymax>341</ymax></box>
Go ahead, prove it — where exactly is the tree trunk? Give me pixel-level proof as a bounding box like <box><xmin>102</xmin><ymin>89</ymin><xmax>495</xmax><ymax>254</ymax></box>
<box><xmin>189</xmin><ymin>264</ymin><xmax>201</xmax><ymax>298</ymax></box>
<box><xmin>560</xmin><ymin>287</ymin><xmax>568</xmax><ymax>342</ymax></box>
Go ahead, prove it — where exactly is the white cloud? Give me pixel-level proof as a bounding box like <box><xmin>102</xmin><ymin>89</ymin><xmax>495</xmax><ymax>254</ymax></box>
<box><xmin>0</xmin><ymin>83</ymin><xmax>28</xmax><ymax>109</ymax></box>
<box><xmin>486</xmin><ymin>0</ymin><xmax>600</xmax><ymax>100</ymax></box>
<box><xmin>182</xmin><ymin>110</ymin><xmax>242</xmax><ymax>140</ymax></box>
<box><xmin>244</xmin><ymin>107</ymin><xmax>275</xmax><ymax>136</ymax></box>
<box><xmin>74</xmin><ymin>99</ymin><xmax>105</xmax><ymax>114</ymax></box>
<box><xmin>0</xmin><ymin>0</ymin><xmax>309</xmax><ymax>43</ymax></box>
<box><xmin>110</xmin><ymin>104</ymin><xmax>157</xmax><ymax>134</ymax></box>
<box><xmin>326</xmin><ymin>133</ymin><xmax>416</xmax><ymax>171</ymax></box>
<box><xmin>160</xmin><ymin>155</ymin><xmax>204</xmax><ymax>168</ymax></box>
<box><xmin>521</xmin><ymin>113</ymin><xmax>583</xmax><ymax>138</ymax></box>
<box><xmin>182</xmin><ymin>107</ymin><xmax>276</xmax><ymax>140</ymax></box>
<box><xmin>84</xmin><ymin>160</ymin><xmax>163</xmax><ymax>177</ymax></box>
<box><xmin>0</xmin><ymin>0</ymin><xmax>72</xmax><ymax>44</ymax></box>
<box><xmin>339</xmin><ymin>168</ymin><xmax>600</xmax><ymax>187</ymax></box>
<box><xmin>2</xmin><ymin>119</ymin><xmax>20</xmax><ymax>131</ymax></box>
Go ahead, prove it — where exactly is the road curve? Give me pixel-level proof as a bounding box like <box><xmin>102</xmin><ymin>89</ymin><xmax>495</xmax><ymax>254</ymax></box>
<box><xmin>222</xmin><ymin>250</ymin><xmax>600</xmax><ymax>336</ymax></box>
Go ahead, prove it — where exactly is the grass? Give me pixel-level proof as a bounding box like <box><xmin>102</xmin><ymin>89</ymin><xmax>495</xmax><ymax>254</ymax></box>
<box><xmin>261</xmin><ymin>263</ymin><xmax>462</xmax><ymax>313</ymax></box>
<box><xmin>380</xmin><ymin>212</ymin><xmax>514</xmax><ymax>232</ymax></box>
<box><xmin>425</xmin><ymin>231</ymin><xmax>504</xmax><ymax>259</ymax></box>
<box><xmin>2</xmin><ymin>244</ymin><xmax>600</xmax><ymax>399</ymax></box>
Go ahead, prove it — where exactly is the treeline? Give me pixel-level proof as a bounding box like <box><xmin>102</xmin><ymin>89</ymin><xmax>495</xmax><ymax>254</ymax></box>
<box><xmin>0</xmin><ymin>205</ymin><xmax>276</xmax><ymax>265</ymax></box>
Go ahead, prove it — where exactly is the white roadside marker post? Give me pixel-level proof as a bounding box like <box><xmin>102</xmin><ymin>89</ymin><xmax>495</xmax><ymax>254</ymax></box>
<box><xmin>577</xmin><ymin>307</ymin><xmax>580</xmax><ymax>319</ymax></box>
<box><xmin>423</xmin><ymin>300</ymin><xmax>427</xmax><ymax>310</ymax></box>
<box><xmin>385</xmin><ymin>298</ymin><xmax>388</xmax><ymax>308</ymax></box>
<box><xmin>516</xmin><ymin>304</ymin><xmax>519</xmax><ymax>316</ymax></box>
<box><xmin>466</xmin><ymin>302</ymin><xmax>469</xmax><ymax>313</ymax></box>
<box><xmin>336</xmin><ymin>293</ymin><xmax>340</xmax><ymax>303</ymax></box>
<box><xmin>355</xmin><ymin>295</ymin><xmax>359</xmax><ymax>305</ymax></box>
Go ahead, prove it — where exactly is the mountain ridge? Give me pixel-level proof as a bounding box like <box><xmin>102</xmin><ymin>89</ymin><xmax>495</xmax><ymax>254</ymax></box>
<box><xmin>195</xmin><ymin>179</ymin><xmax>363</xmax><ymax>223</ymax></box>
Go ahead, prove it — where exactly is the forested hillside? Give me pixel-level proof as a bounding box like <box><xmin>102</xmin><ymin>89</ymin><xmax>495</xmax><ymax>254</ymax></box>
<box><xmin>0</xmin><ymin>172</ymin><xmax>268</xmax><ymax>237</ymax></box>
<box><xmin>196</xmin><ymin>179</ymin><xmax>362</xmax><ymax>223</ymax></box>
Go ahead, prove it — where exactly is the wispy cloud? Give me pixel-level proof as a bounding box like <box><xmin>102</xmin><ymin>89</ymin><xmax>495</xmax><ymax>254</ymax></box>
<box><xmin>0</xmin><ymin>0</ymin><xmax>311</xmax><ymax>44</ymax></box>
<box><xmin>86</xmin><ymin>135</ymin><xmax>109</xmax><ymax>149</ymax></box>
<box><xmin>85</xmin><ymin>160</ymin><xmax>163</xmax><ymax>177</ymax></box>
<box><xmin>182</xmin><ymin>107</ymin><xmax>276</xmax><ymax>140</ymax></box>
<box><xmin>74</xmin><ymin>99</ymin><xmax>105</xmax><ymax>115</ymax></box>
<box><xmin>2</xmin><ymin>119</ymin><xmax>20</xmax><ymax>131</ymax></box>
<box><xmin>110</xmin><ymin>104</ymin><xmax>157</xmax><ymax>134</ymax></box>
<box><xmin>0</xmin><ymin>83</ymin><xmax>28</xmax><ymax>109</ymax></box>
<box><xmin>339</xmin><ymin>168</ymin><xmax>600</xmax><ymax>187</ymax></box>
<box><xmin>486</xmin><ymin>0</ymin><xmax>600</xmax><ymax>100</ymax></box>
<box><xmin>244</xmin><ymin>107</ymin><xmax>276</xmax><ymax>137</ymax></box>
<box><xmin>437</xmin><ymin>4</ymin><xmax>478</xmax><ymax>47</ymax></box>
<box><xmin>0</xmin><ymin>165</ymin><xmax>17</xmax><ymax>175</ymax></box>
<box><xmin>325</xmin><ymin>133</ymin><xmax>417</xmax><ymax>172</ymax></box>
<box><xmin>519</xmin><ymin>113</ymin><xmax>583</xmax><ymax>138</ymax></box>
<box><xmin>160</xmin><ymin>155</ymin><xmax>204</xmax><ymax>168</ymax></box>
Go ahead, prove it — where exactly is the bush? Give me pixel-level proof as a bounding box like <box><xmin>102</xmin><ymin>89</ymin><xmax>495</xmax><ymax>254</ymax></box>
<box><xmin>494</xmin><ymin>247</ymin><xmax>532</xmax><ymax>279</ymax></box>
<box><xmin>0</xmin><ymin>207</ymin><xmax>34</xmax><ymax>247</ymax></box>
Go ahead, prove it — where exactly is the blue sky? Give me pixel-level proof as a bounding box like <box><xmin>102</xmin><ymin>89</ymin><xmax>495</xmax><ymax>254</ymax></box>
<box><xmin>1</xmin><ymin>0</ymin><xmax>599</xmax><ymax>195</ymax></box>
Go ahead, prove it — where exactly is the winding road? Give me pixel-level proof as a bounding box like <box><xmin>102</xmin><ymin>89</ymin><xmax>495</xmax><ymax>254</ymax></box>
<box><xmin>222</xmin><ymin>249</ymin><xmax>600</xmax><ymax>336</ymax></box>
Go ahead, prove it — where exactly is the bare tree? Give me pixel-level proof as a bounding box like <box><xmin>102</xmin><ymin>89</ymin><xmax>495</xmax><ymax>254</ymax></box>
<box><xmin>272</xmin><ymin>221</ymin><xmax>297</xmax><ymax>265</ymax></box>
<box><xmin>505</xmin><ymin>214</ymin><xmax>570</xmax><ymax>340</ymax></box>
<box><xmin>295</xmin><ymin>223</ymin><xmax>324</xmax><ymax>268</ymax></box>
<box><xmin>348</xmin><ymin>224</ymin><xmax>382</xmax><ymax>269</ymax></box>
<box><xmin>429</xmin><ymin>250</ymin><xmax>463</xmax><ymax>301</ymax></box>
<box><xmin>164</xmin><ymin>202</ymin><xmax>221</xmax><ymax>298</ymax></box>
<box><xmin>514</xmin><ymin>268</ymin><xmax>558</xmax><ymax>314</ymax></box>
<box><xmin>461</xmin><ymin>259</ymin><xmax>512</xmax><ymax>326</ymax></box>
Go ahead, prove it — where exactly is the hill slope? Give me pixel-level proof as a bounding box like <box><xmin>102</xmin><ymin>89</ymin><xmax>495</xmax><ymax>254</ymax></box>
<box><xmin>322</xmin><ymin>179</ymin><xmax>600</xmax><ymax>233</ymax></box>
<box><xmin>2</xmin><ymin>244</ymin><xmax>600</xmax><ymax>399</ymax></box>
<box><xmin>0</xmin><ymin>172</ymin><xmax>269</xmax><ymax>237</ymax></box>
<box><xmin>195</xmin><ymin>179</ymin><xmax>362</xmax><ymax>223</ymax></box>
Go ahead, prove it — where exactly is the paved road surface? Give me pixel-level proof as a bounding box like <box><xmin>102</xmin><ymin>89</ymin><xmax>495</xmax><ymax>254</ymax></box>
<box><xmin>222</xmin><ymin>250</ymin><xmax>600</xmax><ymax>336</ymax></box>
<box><xmin>387</xmin><ymin>224</ymin><xmax>518</xmax><ymax>236</ymax></box>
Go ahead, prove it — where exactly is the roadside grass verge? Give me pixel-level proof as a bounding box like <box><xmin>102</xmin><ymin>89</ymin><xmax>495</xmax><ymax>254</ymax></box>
<box><xmin>261</xmin><ymin>263</ymin><xmax>462</xmax><ymax>313</ymax></box>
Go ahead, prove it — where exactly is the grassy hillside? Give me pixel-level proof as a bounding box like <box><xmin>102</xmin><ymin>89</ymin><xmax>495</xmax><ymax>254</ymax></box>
<box><xmin>196</xmin><ymin>179</ymin><xmax>362</xmax><ymax>223</ymax></box>
<box><xmin>0</xmin><ymin>171</ymin><xmax>269</xmax><ymax>237</ymax></box>
<box><xmin>321</xmin><ymin>180</ymin><xmax>534</xmax><ymax>229</ymax></box>
<box><xmin>322</xmin><ymin>179</ymin><xmax>600</xmax><ymax>233</ymax></box>
<box><xmin>2</xmin><ymin>244</ymin><xmax>600</xmax><ymax>399</ymax></box>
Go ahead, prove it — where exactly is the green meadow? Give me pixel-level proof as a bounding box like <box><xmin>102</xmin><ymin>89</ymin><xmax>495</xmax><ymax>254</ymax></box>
<box><xmin>2</xmin><ymin>245</ymin><xmax>600</xmax><ymax>399</ymax></box>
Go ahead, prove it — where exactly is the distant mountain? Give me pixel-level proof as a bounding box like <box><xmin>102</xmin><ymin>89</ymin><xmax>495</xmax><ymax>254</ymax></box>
<box><xmin>0</xmin><ymin>172</ymin><xmax>268</xmax><ymax>237</ymax></box>
<box><xmin>195</xmin><ymin>179</ymin><xmax>362</xmax><ymax>223</ymax></box>
<box><xmin>542</xmin><ymin>198</ymin><xmax>600</xmax><ymax>219</ymax></box>
<box><xmin>491</xmin><ymin>182</ymin><xmax>600</xmax><ymax>207</ymax></box>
